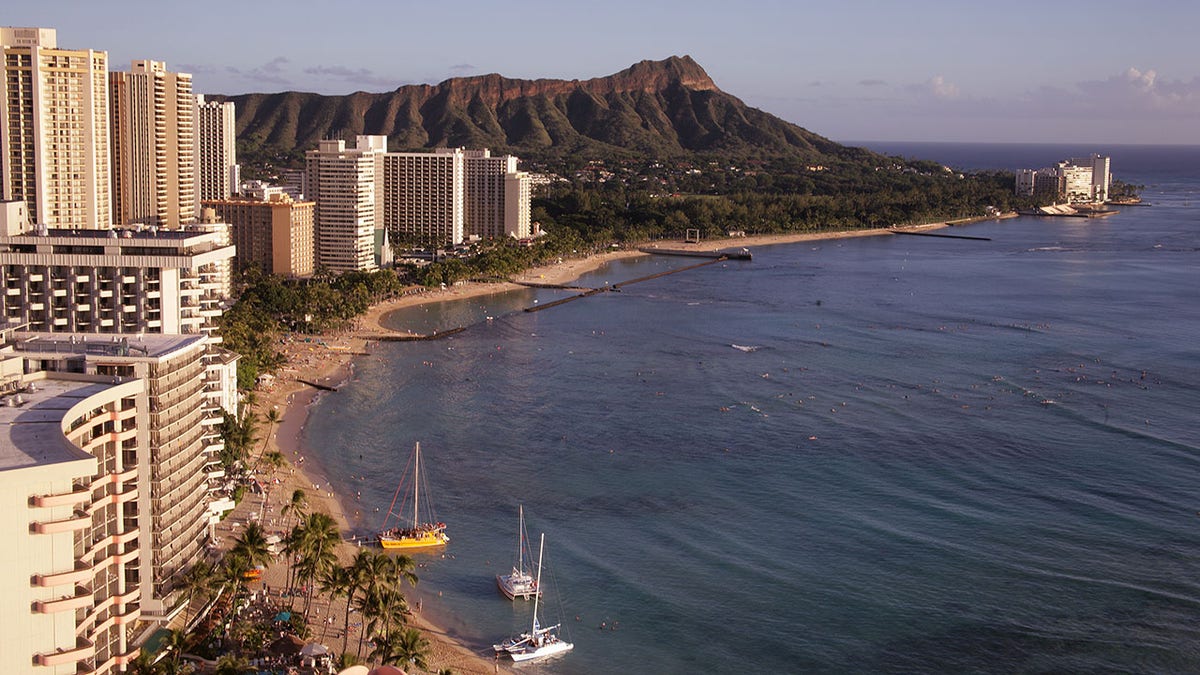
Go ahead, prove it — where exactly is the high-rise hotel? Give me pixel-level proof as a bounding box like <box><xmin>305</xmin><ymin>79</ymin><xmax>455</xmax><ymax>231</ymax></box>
<box><xmin>461</xmin><ymin>149</ymin><xmax>532</xmax><ymax>240</ymax></box>
<box><xmin>109</xmin><ymin>60</ymin><xmax>197</xmax><ymax>229</ymax></box>
<box><xmin>384</xmin><ymin>147</ymin><xmax>465</xmax><ymax>247</ymax></box>
<box><xmin>195</xmin><ymin>94</ymin><xmax>237</xmax><ymax>202</ymax></box>
<box><xmin>0</xmin><ymin>329</ymin><xmax>226</xmax><ymax>672</ymax></box>
<box><xmin>305</xmin><ymin>136</ymin><xmax>384</xmax><ymax>272</ymax></box>
<box><xmin>0</xmin><ymin>27</ymin><xmax>111</xmax><ymax>229</ymax></box>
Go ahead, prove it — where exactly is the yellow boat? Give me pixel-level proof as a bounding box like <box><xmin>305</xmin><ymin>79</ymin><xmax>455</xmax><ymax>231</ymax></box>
<box><xmin>378</xmin><ymin>442</ymin><xmax>449</xmax><ymax>550</ymax></box>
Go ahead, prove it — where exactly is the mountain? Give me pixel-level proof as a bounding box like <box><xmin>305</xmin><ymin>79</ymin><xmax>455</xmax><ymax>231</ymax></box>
<box><xmin>217</xmin><ymin>56</ymin><xmax>875</xmax><ymax>164</ymax></box>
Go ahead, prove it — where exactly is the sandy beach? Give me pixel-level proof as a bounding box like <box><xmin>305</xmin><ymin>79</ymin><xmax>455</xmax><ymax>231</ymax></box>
<box><xmin>224</xmin><ymin>218</ymin><xmax>1000</xmax><ymax>670</ymax></box>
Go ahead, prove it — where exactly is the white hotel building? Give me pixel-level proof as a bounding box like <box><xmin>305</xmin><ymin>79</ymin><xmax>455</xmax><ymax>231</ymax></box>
<box><xmin>0</xmin><ymin>201</ymin><xmax>234</xmax><ymax>337</ymax></box>
<box><xmin>1016</xmin><ymin>154</ymin><xmax>1111</xmax><ymax>204</ymax></box>
<box><xmin>0</xmin><ymin>328</ymin><xmax>228</xmax><ymax>672</ymax></box>
<box><xmin>305</xmin><ymin>136</ymin><xmax>383</xmax><ymax>272</ymax></box>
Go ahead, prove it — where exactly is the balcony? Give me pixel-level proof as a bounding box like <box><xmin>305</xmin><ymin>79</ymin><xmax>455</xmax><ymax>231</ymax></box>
<box><xmin>33</xmin><ymin>636</ymin><xmax>94</xmax><ymax>667</ymax></box>
<box><xmin>32</xmin><ymin>585</ymin><xmax>92</xmax><ymax>613</ymax></box>
<box><xmin>30</xmin><ymin>510</ymin><xmax>91</xmax><ymax>534</ymax></box>
<box><xmin>32</xmin><ymin>560</ymin><xmax>93</xmax><ymax>588</ymax></box>
<box><xmin>31</xmin><ymin>484</ymin><xmax>90</xmax><ymax>508</ymax></box>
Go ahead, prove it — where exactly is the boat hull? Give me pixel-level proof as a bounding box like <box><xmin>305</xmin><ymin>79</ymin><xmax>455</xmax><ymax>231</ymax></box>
<box><xmin>379</xmin><ymin>531</ymin><xmax>448</xmax><ymax>550</ymax></box>
<box><xmin>497</xmin><ymin>570</ymin><xmax>540</xmax><ymax>600</ymax></box>
<box><xmin>504</xmin><ymin>640</ymin><xmax>574</xmax><ymax>662</ymax></box>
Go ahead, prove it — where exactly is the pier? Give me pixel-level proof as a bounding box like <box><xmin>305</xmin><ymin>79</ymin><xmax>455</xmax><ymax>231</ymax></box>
<box><xmin>297</xmin><ymin>379</ymin><xmax>339</xmax><ymax>392</ymax></box>
<box><xmin>511</xmin><ymin>280</ymin><xmax>594</xmax><ymax>291</ymax></box>
<box><xmin>889</xmin><ymin>229</ymin><xmax>992</xmax><ymax>241</ymax></box>
<box><xmin>523</xmin><ymin>288</ymin><xmax>606</xmax><ymax>313</ymax></box>
<box><xmin>364</xmin><ymin>326</ymin><xmax>468</xmax><ymax>341</ymax></box>
<box><xmin>638</xmin><ymin>247</ymin><xmax>753</xmax><ymax>260</ymax></box>
<box><xmin>611</xmin><ymin>258</ymin><xmax>726</xmax><ymax>290</ymax></box>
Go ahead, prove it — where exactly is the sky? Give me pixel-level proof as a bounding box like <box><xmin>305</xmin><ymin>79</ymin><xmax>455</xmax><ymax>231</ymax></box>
<box><xmin>7</xmin><ymin>0</ymin><xmax>1200</xmax><ymax>144</ymax></box>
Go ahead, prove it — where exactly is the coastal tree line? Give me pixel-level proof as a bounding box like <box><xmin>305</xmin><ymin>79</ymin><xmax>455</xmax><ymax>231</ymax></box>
<box><xmin>218</xmin><ymin>161</ymin><xmax>1036</xmax><ymax>389</ymax></box>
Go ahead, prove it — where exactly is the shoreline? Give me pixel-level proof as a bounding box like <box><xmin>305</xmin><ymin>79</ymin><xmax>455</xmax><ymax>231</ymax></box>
<box><xmin>355</xmin><ymin>219</ymin><xmax>981</xmax><ymax>335</ymax></box>
<box><xmin>241</xmin><ymin>216</ymin><xmax>1006</xmax><ymax>668</ymax></box>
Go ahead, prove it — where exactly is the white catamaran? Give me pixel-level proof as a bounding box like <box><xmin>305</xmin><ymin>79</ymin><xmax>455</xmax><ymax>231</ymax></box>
<box><xmin>496</xmin><ymin>504</ymin><xmax>540</xmax><ymax>600</ymax></box>
<box><xmin>493</xmin><ymin>533</ymin><xmax>573</xmax><ymax>662</ymax></box>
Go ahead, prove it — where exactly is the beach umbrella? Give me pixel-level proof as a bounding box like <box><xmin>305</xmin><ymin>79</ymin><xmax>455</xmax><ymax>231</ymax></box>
<box><xmin>273</xmin><ymin>611</ymin><xmax>292</xmax><ymax>622</ymax></box>
<box><xmin>300</xmin><ymin>642</ymin><xmax>330</xmax><ymax>657</ymax></box>
<box><xmin>337</xmin><ymin>667</ymin><xmax>370</xmax><ymax>675</ymax></box>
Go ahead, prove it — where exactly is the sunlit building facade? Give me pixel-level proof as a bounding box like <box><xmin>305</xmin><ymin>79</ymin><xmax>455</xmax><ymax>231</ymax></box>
<box><xmin>0</xmin><ymin>27</ymin><xmax>111</xmax><ymax>228</ymax></box>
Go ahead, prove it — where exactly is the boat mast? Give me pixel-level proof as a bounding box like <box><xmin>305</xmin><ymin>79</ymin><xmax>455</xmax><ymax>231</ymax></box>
<box><xmin>412</xmin><ymin>442</ymin><xmax>420</xmax><ymax>529</ymax></box>
<box><xmin>517</xmin><ymin>504</ymin><xmax>525</xmax><ymax>573</ymax></box>
<box><xmin>531</xmin><ymin>532</ymin><xmax>544</xmax><ymax>635</ymax></box>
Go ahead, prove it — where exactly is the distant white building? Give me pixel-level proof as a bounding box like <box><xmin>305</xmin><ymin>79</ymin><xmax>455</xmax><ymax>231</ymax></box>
<box><xmin>305</xmin><ymin>136</ymin><xmax>385</xmax><ymax>272</ymax></box>
<box><xmin>1016</xmin><ymin>154</ymin><xmax>1111</xmax><ymax>204</ymax></box>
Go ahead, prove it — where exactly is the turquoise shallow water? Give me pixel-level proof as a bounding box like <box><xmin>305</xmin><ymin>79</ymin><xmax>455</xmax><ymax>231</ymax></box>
<box><xmin>305</xmin><ymin>145</ymin><xmax>1200</xmax><ymax>673</ymax></box>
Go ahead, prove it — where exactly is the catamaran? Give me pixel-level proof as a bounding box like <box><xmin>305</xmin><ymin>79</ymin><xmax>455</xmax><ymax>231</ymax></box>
<box><xmin>496</xmin><ymin>504</ymin><xmax>540</xmax><ymax>600</ymax></box>
<box><xmin>378</xmin><ymin>442</ymin><xmax>448</xmax><ymax>550</ymax></box>
<box><xmin>493</xmin><ymin>533</ymin><xmax>573</xmax><ymax>661</ymax></box>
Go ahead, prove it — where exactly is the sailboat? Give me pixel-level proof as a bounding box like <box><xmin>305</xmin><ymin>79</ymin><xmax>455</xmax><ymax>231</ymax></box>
<box><xmin>496</xmin><ymin>504</ymin><xmax>540</xmax><ymax>600</ymax></box>
<box><xmin>493</xmin><ymin>533</ymin><xmax>573</xmax><ymax>661</ymax></box>
<box><xmin>378</xmin><ymin>442</ymin><xmax>448</xmax><ymax>550</ymax></box>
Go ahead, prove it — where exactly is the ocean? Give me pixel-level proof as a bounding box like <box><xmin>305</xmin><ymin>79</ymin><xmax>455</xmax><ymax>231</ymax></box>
<box><xmin>304</xmin><ymin>143</ymin><xmax>1200</xmax><ymax>673</ymax></box>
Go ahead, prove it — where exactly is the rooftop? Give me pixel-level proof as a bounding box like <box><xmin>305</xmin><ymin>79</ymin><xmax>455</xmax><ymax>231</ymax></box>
<box><xmin>0</xmin><ymin>376</ymin><xmax>108</xmax><ymax>471</ymax></box>
<box><xmin>6</xmin><ymin>331</ymin><xmax>206</xmax><ymax>360</ymax></box>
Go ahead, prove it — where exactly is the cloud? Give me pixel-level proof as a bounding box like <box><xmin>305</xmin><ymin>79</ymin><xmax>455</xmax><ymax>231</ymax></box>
<box><xmin>858</xmin><ymin>79</ymin><xmax>887</xmax><ymax>87</ymax></box>
<box><xmin>1067</xmin><ymin>67</ymin><xmax>1200</xmax><ymax>116</ymax></box>
<box><xmin>198</xmin><ymin>57</ymin><xmax>295</xmax><ymax>86</ymax></box>
<box><xmin>448</xmin><ymin>63</ymin><xmax>477</xmax><ymax>75</ymax></box>
<box><xmin>260</xmin><ymin>56</ymin><xmax>289</xmax><ymax>74</ymax></box>
<box><xmin>302</xmin><ymin>65</ymin><xmax>400</xmax><ymax>88</ymax></box>
<box><xmin>924</xmin><ymin>75</ymin><xmax>960</xmax><ymax>99</ymax></box>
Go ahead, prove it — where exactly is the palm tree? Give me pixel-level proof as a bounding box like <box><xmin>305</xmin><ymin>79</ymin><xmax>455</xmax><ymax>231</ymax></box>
<box><xmin>280</xmin><ymin>488</ymin><xmax>308</xmax><ymax>597</ymax></box>
<box><xmin>230</xmin><ymin>521</ymin><xmax>273</xmax><ymax>572</ymax></box>
<box><xmin>281</xmin><ymin>488</ymin><xmax>308</xmax><ymax>529</ymax></box>
<box><xmin>214</xmin><ymin>654</ymin><xmax>251</xmax><ymax>675</ymax></box>
<box><xmin>356</xmin><ymin>552</ymin><xmax>419</xmax><ymax>656</ymax></box>
<box><xmin>319</xmin><ymin>564</ymin><xmax>353</xmax><ymax>646</ymax></box>
<box><xmin>370</xmin><ymin>627</ymin><xmax>429</xmax><ymax>670</ymax></box>
<box><xmin>342</xmin><ymin>549</ymin><xmax>377</xmax><ymax>656</ymax></box>
<box><xmin>291</xmin><ymin>511</ymin><xmax>342</xmax><ymax>618</ymax></box>
<box><xmin>178</xmin><ymin>559</ymin><xmax>217</xmax><ymax>631</ymax></box>
<box><xmin>259</xmin><ymin>408</ymin><xmax>282</xmax><ymax>460</ymax></box>
<box><xmin>160</xmin><ymin>628</ymin><xmax>191</xmax><ymax>673</ymax></box>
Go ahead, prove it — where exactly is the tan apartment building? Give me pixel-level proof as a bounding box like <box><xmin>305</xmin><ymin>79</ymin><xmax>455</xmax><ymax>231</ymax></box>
<box><xmin>195</xmin><ymin>94</ymin><xmax>237</xmax><ymax>202</ymax></box>
<box><xmin>504</xmin><ymin>170</ymin><xmax>532</xmax><ymax>239</ymax></box>
<box><xmin>204</xmin><ymin>193</ymin><xmax>315</xmax><ymax>277</ymax></box>
<box><xmin>305</xmin><ymin>136</ymin><xmax>384</xmax><ymax>272</ymax></box>
<box><xmin>461</xmin><ymin>149</ymin><xmax>532</xmax><ymax>240</ymax></box>
<box><xmin>110</xmin><ymin>60</ymin><xmax>197</xmax><ymax>229</ymax></box>
<box><xmin>383</xmin><ymin>148</ymin><xmax>464</xmax><ymax>247</ymax></box>
<box><xmin>0</xmin><ymin>27</ymin><xmax>112</xmax><ymax>229</ymax></box>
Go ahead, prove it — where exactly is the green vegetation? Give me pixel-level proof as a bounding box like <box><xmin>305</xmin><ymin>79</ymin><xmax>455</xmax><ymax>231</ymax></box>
<box><xmin>219</xmin><ymin>268</ymin><xmax>405</xmax><ymax>388</ymax></box>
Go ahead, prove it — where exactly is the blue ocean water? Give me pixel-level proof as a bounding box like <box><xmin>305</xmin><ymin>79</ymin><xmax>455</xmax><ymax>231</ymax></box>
<box><xmin>305</xmin><ymin>144</ymin><xmax>1200</xmax><ymax>673</ymax></box>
